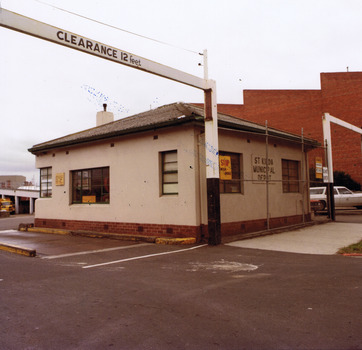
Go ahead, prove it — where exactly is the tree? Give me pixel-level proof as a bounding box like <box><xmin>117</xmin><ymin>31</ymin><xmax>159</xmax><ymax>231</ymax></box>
<box><xmin>309</xmin><ymin>168</ymin><xmax>361</xmax><ymax>190</ymax></box>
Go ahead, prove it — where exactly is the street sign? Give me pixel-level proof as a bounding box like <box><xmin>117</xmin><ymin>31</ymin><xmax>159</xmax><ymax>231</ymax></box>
<box><xmin>323</xmin><ymin>167</ymin><xmax>329</xmax><ymax>183</ymax></box>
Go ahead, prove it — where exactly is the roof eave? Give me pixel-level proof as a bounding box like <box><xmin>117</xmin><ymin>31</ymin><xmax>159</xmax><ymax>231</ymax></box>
<box><xmin>28</xmin><ymin>116</ymin><xmax>196</xmax><ymax>154</ymax></box>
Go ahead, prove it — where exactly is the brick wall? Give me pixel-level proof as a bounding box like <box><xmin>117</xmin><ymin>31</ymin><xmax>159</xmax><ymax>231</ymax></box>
<box><xmin>34</xmin><ymin>218</ymin><xmax>201</xmax><ymax>240</ymax></box>
<box><xmin>35</xmin><ymin>214</ymin><xmax>311</xmax><ymax>242</ymax></box>
<box><xmin>195</xmin><ymin>72</ymin><xmax>362</xmax><ymax>185</ymax></box>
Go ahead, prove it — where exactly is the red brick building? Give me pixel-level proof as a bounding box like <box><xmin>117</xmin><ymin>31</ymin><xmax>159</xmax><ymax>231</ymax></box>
<box><xmin>199</xmin><ymin>72</ymin><xmax>362</xmax><ymax>186</ymax></box>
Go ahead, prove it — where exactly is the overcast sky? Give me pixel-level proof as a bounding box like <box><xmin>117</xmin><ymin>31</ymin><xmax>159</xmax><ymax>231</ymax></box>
<box><xmin>1</xmin><ymin>0</ymin><xmax>362</xmax><ymax>184</ymax></box>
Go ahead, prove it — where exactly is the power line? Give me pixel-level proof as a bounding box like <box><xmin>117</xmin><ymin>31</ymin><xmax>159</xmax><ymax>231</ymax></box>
<box><xmin>34</xmin><ymin>0</ymin><xmax>201</xmax><ymax>55</ymax></box>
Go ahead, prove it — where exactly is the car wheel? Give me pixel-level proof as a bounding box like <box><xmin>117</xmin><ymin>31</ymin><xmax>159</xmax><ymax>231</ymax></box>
<box><xmin>320</xmin><ymin>201</ymin><xmax>326</xmax><ymax>211</ymax></box>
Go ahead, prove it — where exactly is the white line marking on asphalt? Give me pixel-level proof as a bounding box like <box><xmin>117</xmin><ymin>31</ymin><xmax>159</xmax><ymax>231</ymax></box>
<box><xmin>82</xmin><ymin>244</ymin><xmax>208</xmax><ymax>269</ymax></box>
<box><xmin>42</xmin><ymin>243</ymin><xmax>150</xmax><ymax>259</ymax></box>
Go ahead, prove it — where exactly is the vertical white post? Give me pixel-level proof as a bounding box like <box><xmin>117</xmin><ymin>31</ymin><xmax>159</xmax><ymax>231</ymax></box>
<box><xmin>30</xmin><ymin>197</ymin><xmax>34</xmax><ymax>214</ymax></box>
<box><xmin>322</xmin><ymin>113</ymin><xmax>336</xmax><ymax>220</ymax></box>
<box><xmin>322</xmin><ymin>113</ymin><xmax>334</xmax><ymax>183</ymax></box>
<box><xmin>203</xmin><ymin>49</ymin><xmax>208</xmax><ymax>80</ymax></box>
<box><xmin>15</xmin><ymin>195</ymin><xmax>19</xmax><ymax>214</ymax></box>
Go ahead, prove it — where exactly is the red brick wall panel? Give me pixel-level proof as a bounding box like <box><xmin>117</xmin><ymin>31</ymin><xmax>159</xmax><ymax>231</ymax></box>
<box><xmin>35</xmin><ymin>214</ymin><xmax>310</xmax><ymax>242</ymax></box>
<box><xmin>200</xmin><ymin>72</ymin><xmax>362</xmax><ymax>185</ymax></box>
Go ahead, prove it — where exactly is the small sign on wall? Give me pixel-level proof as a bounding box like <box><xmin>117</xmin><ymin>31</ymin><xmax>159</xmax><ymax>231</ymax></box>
<box><xmin>315</xmin><ymin>157</ymin><xmax>323</xmax><ymax>179</ymax></box>
<box><xmin>219</xmin><ymin>155</ymin><xmax>232</xmax><ymax>180</ymax></box>
<box><xmin>55</xmin><ymin>173</ymin><xmax>65</xmax><ymax>186</ymax></box>
<box><xmin>251</xmin><ymin>155</ymin><xmax>276</xmax><ymax>182</ymax></box>
<box><xmin>82</xmin><ymin>196</ymin><xmax>96</xmax><ymax>203</ymax></box>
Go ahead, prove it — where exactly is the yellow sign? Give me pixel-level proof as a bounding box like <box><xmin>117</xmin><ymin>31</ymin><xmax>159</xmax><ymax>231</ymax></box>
<box><xmin>82</xmin><ymin>196</ymin><xmax>96</xmax><ymax>203</ymax></box>
<box><xmin>315</xmin><ymin>157</ymin><xmax>323</xmax><ymax>179</ymax></box>
<box><xmin>220</xmin><ymin>155</ymin><xmax>232</xmax><ymax>180</ymax></box>
<box><xmin>55</xmin><ymin>173</ymin><xmax>65</xmax><ymax>186</ymax></box>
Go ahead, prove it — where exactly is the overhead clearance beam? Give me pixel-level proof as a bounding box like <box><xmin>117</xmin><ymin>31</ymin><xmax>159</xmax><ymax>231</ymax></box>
<box><xmin>322</xmin><ymin>112</ymin><xmax>362</xmax><ymax>220</ymax></box>
<box><xmin>0</xmin><ymin>8</ymin><xmax>221</xmax><ymax>245</ymax></box>
<box><xmin>0</xmin><ymin>8</ymin><xmax>208</xmax><ymax>90</ymax></box>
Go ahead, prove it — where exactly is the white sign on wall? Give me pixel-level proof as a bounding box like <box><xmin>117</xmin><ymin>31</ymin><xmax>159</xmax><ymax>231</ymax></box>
<box><xmin>251</xmin><ymin>155</ymin><xmax>276</xmax><ymax>183</ymax></box>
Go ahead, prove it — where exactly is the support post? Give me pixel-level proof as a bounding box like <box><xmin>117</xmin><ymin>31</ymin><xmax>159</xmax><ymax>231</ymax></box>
<box><xmin>265</xmin><ymin>121</ymin><xmax>270</xmax><ymax>230</ymax></box>
<box><xmin>322</xmin><ymin>113</ymin><xmax>335</xmax><ymax>221</ymax></box>
<box><xmin>204</xmin><ymin>81</ymin><xmax>221</xmax><ymax>245</ymax></box>
<box><xmin>30</xmin><ymin>197</ymin><xmax>34</xmax><ymax>214</ymax></box>
<box><xmin>15</xmin><ymin>195</ymin><xmax>19</xmax><ymax>215</ymax></box>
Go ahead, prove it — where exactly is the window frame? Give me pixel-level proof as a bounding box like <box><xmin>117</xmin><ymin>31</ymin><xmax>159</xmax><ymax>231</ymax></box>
<box><xmin>282</xmin><ymin>159</ymin><xmax>300</xmax><ymax>193</ymax></box>
<box><xmin>219</xmin><ymin>151</ymin><xmax>243</xmax><ymax>194</ymax></box>
<box><xmin>40</xmin><ymin>167</ymin><xmax>52</xmax><ymax>198</ymax></box>
<box><xmin>161</xmin><ymin>150</ymin><xmax>178</xmax><ymax>195</ymax></box>
<box><xmin>71</xmin><ymin>166</ymin><xmax>110</xmax><ymax>204</ymax></box>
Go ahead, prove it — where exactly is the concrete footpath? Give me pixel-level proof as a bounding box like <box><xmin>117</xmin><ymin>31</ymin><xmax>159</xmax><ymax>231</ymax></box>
<box><xmin>226</xmin><ymin>221</ymin><xmax>362</xmax><ymax>255</ymax></box>
<box><xmin>0</xmin><ymin>227</ymin><xmax>196</xmax><ymax>257</ymax></box>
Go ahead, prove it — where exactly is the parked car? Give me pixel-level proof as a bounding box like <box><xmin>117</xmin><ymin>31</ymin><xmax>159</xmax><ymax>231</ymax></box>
<box><xmin>310</xmin><ymin>186</ymin><xmax>362</xmax><ymax>210</ymax></box>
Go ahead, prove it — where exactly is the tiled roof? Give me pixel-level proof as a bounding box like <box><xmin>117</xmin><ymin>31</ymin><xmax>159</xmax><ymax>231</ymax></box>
<box><xmin>28</xmin><ymin>102</ymin><xmax>319</xmax><ymax>153</ymax></box>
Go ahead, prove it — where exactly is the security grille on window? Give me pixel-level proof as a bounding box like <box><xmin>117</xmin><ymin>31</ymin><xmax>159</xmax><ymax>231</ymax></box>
<box><xmin>219</xmin><ymin>151</ymin><xmax>243</xmax><ymax>193</ymax></box>
<box><xmin>162</xmin><ymin>151</ymin><xmax>178</xmax><ymax>195</ymax></box>
<box><xmin>72</xmin><ymin>167</ymin><xmax>109</xmax><ymax>204</ymax></box>
<box><xmin>282</xmin><ymin>159</ymin><xmax>300</xmax><ymax>193</ymax></box>
<box><xmin>40</xmin><ymin>167</ymin><xmax>52</xmax><ymax>198</ymax></box>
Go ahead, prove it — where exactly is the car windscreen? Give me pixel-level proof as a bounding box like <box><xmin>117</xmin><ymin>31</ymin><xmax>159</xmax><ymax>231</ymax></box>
<box><xmin>310</xmin><ymin>188</ymin><xmax>324</xmax><ymax>194</ymax></box>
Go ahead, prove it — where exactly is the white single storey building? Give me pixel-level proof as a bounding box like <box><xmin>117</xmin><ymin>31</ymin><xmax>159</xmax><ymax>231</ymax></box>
<box><xmin>29</xmin><ymin>103</ymin><xmax>318</xmax><ymax>242</ymax></box>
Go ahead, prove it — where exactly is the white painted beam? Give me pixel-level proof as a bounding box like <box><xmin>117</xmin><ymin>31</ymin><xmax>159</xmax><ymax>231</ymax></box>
<box><xmin>0</xmin><ymin>9</ymin><xmax>207</xmax><ymax>90</ymax></box>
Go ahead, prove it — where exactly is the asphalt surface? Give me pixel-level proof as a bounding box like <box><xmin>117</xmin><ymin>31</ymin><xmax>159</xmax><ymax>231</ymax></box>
<box><xmin>0</xmin><ymin>214</ymin><xmax>361</xmax><ymax>349</ymax></box>
<box><xmin>1</xmin><ymin>239</ymin><xmax>361</xmax><ymax>350</ymax></box>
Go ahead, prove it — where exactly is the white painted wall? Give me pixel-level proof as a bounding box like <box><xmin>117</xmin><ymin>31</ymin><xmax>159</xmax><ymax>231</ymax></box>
<box><xmin>217</xmin><ymin>129</ymin><xmax>309</xmax><ymax>222</ymax></box>
<box><xmin>34</xmin><ymin>124</ymin><xmax>311</xmax><ymax>227</ymax></box>
<box><xmin>35</xmin><ymin>125</ymin><xmax>202</xmax><ymax>226</ymax></box>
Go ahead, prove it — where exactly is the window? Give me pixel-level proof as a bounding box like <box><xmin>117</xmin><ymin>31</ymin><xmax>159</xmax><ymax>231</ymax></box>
<box><xmin>282</xmin><ymin>159</ymin><xmax>300</xmax><ymax>193</ymax></box>
<box><xmin>310</xmin><ymin>188</ymin><xmax>325</xmax><ymax>195</ymax></box>
<box><xmin>72</xmin><ymin>167</ymin><xmax>109</xmax><ymax>204</ymax></box>
<box><xmin>219</xmin><ymin>151</ymin><xmax>243</xmax><ymax>193</ymax></box>
<box><xmin>40</xmin><ymin>167</ymin><xmax>52</xmax><ymax>198</ymax></box>
<box><xmin>338</xmin><ymin>187</ymin><xmax>352</xmax><ymax>195</ymax></box>
<box><xmin>161</xmin><ymin>151</ymin><xmax>178</xmax><ymax>195</ymax></box>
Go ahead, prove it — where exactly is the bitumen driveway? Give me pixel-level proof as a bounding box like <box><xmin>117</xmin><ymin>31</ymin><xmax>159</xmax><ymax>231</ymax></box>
<box><xmin>0</xmin><ymin>229</ymin><xmax>361</xmax><ymax>350</ymax></box>
<box><xmin>1</xmin><ymin>215</ymin><xmax>362</xmax><ymax>349</ymax></box>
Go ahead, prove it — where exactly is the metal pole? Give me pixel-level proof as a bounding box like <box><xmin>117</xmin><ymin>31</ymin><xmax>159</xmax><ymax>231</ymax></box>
<box><xmin>203</xmin><ymin>49</ymin><xmax>208</xmax><ymax>80</ymax></box>
<box><xmin>301</xmin><ymin>128</ymin><xmax>305</xmax><ymax>224</ymax></box>
<box><xmin>265</xmin><ymin>121</ymin><xmax>270</xmax><ymax>230</ymax></box>
<box><xmin>204</xmin><ymin>82</ymin><xmax>221</xmax><ymax>245</ymax></box>
<box><xmin>202</xmin><ymin>49</ymin><xmax>221</xmax><ymax>245</ymax></box>
<box><xmin>322</xmin><ymin>114</ymin><xmax>335</xmax><ymax>220</ymax></box>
